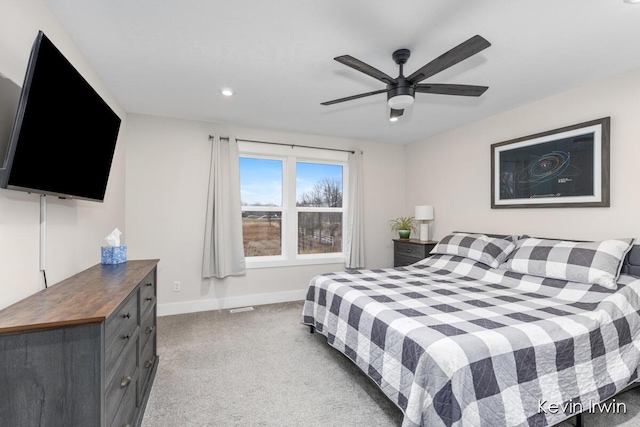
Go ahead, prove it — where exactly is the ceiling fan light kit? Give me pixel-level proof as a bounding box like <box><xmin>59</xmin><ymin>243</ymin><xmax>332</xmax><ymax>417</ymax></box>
<box><xmin>322</xmin><ymin>35</ymin><xmax>491</xmax><ymax>121</ymax></box>
<box><xmin>387</xmin><ymin>94</ymin><xmax>414</xmax><ymax>110</ymax></box>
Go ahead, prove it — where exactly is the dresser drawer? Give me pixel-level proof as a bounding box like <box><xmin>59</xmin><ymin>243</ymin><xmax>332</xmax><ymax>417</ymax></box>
<box><xmin>109</xmin><ymin>366</ymin><xmax>138</xmax><ymax>427</ymax></box>
<box><xmin>105</xmin><ymin>298</ymin><xmax>138</xmax><ymax>379</ymax></box>
<box><xmin>138</xmin><ymin>331</ymin><xmax>156</xmax><ymax>404</ymax></box>
<box><xmin>395</xmin><ymin>241</ymin><xmax>426</xmax><ymax>258</ymax></box>
<box><xmin>105</xmin><ymin>290</ymin><xmax>138</xmax><ymax>348</ymax></box>
<box><xmin>106</xmin><ymin>337</ymin><xmax>139</xmax><ymax>423</ymax></box>
<box><xmin>105</xmin><ymin>332</ymin><xmax>138</xmax><ymax>381</ymax></box>
<box><xmin>140</xmin><ymin>308</ymin><xmax>156</xmax><ymax>353</ymax></box>
<box><xmin>139</xmin><ymin>271</ymin><xmax>156</xmax><ymax>318</ymax></box>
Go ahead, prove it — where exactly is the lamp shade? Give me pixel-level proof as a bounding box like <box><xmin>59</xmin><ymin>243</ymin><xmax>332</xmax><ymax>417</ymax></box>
<box><xmin>414</xmin><ymin>205</ymin><xmax>434</xmax><ymax>221</ymax></box>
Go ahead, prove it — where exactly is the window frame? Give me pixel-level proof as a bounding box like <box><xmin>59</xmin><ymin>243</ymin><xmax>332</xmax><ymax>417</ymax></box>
<box><xmin>240</xmin><ymin>155</ymin><xmax>286</xmax><ymax>261</ymax></box>
<box><xmin>238</xmin><ymin>141</ymin><xmax>348</xmax><ymax>268</ymax></box>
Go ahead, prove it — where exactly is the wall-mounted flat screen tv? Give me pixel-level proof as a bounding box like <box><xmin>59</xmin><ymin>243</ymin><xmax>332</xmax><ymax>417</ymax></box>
<box><xmin>0</xmin><ymin>31</ymin><xmax>121</xmax><ymax>202</ymax></box>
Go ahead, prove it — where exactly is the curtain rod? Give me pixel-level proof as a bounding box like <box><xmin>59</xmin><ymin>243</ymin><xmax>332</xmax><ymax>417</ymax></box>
<box><xmin>208</xmin><ymin>135</ymin><xmax>356</xmax><ymax>154</ymax></box>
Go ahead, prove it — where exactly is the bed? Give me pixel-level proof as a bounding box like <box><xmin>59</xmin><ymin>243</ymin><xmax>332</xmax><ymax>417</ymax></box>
<box><xmin>301</xmin><ymin>233</ymin><xmax>640</xmax><ymax>427</ymax></box>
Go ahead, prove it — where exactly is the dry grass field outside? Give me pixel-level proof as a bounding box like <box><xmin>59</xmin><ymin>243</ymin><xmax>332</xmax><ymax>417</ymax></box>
<box><xmin>243</xmin><ymin>219</ymin><xmax>281</xmax><ymax>256</ymax></box>
<box><xmin>242</xmin><ymin>218</ymin><xmax>342</xmax><ymax>256</ymax></box>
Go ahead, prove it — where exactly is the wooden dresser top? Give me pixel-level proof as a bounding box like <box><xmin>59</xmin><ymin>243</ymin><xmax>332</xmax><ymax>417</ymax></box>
<box><xmin>0</xmin><ymin>259</ymin><xmax>159</xmax><ymax>334</ymax></box>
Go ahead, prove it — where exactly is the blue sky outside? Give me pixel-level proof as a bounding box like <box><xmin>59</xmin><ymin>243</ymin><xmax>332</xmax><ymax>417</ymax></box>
<box><xmin>240</xmin><ymin>157</ymin><xmax>342</xmax><ymax>206</ymax></box>
<box><xmin>296</xmin><ymin>162</ymin><xmax>343</xmax><ymax>202</ymax></box>
<box><xmin>240</xmin><ymin>157</ymin><xmax>282</xmax><ymax>206</ymax></box>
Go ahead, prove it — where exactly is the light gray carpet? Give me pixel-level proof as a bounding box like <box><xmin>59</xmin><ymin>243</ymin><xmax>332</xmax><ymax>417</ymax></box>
<box><xmin>142</xmin><ymin>301</ymin><xmax>640</xmax><ymax>427</ymax></box>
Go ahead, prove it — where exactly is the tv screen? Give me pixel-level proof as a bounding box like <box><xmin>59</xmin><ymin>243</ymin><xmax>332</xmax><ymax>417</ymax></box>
<box><xmin>1</xmin><ymin>31</ymin><xmax>121</xmax><ymax>202</ymax></box>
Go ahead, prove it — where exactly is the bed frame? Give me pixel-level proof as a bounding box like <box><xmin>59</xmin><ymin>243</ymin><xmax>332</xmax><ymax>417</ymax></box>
<box><xmin>307</xmin><ymin>235</ymin><xmax>640</xmax><ymax>427</ymax></box>
<box><xmin>622</xmin><ymin>244</ymin><xmax>640</xmax><ymax>278</ymax></box>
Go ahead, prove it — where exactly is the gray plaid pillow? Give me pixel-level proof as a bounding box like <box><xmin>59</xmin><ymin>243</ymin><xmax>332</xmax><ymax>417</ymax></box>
<box><xmin>502</xmin><ymin>238</ymin><xmax>635</xmax><ymax>289</ymax></box>
<box><xmin>429</xmin><ymin>233</ymin><xmax>516</xmax><ymax>268</ymax></box>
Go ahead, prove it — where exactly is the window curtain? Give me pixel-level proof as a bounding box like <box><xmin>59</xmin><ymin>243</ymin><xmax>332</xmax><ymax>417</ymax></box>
<box><xmin>345</xmin><ymin>150</ymin><xmax>365</xmax><ymax>269</ymax></box>
<box><xmin>202</xmin><ymin>136</ymin><xmax>246</xmax><ymax>279</ymax></box>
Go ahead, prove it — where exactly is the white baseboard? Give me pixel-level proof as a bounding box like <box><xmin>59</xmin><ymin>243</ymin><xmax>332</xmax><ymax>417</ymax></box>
<box><xmin>157</xmin><ymin>289</ymin><xmax>307</xmax><ymax>317</ymax></box>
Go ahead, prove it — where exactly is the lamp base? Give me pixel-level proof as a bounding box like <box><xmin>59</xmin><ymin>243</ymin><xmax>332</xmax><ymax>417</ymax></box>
<box><xmin>419</xmin><ymin>223</ymin><xmax>429</xmax><ymax>242</ymax></box>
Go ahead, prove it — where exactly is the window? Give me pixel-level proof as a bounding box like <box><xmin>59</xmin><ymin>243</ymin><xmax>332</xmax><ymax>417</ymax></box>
<box><xmin>239</xmin><ymin>157</ymin><xmax>283</xmax><ymax>257</ymax></box>
<box><xmin>296</xmin><ymin>162</ymin><xmax>343</xmax><ymax>255</ymax></box>
<box><xmin>239</xmin><ymin>142</ymin><xmax>348</xmax><ymax>267</ymax></box>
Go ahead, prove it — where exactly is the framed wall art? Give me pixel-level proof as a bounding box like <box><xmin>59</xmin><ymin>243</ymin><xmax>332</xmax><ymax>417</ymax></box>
<box><xmin>491</xmin><ymin>117</ymin><xmax>610</xmax><ymax>208</ymax></box>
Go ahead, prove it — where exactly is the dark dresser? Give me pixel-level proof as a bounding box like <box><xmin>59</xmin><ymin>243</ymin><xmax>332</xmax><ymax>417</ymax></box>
<box><xmin>0</xmin><ymin>259</ymin><xmax>159</xmax><ymax>427</ymax></box>
<box><xmin>393</xmin><ymin>239</ymin><xmax>437</xmax><ymax>267</ymax></box>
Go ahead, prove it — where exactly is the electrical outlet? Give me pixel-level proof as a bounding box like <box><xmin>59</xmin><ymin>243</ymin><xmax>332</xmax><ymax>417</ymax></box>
<box><xmin>173</xmin><ymin>281</ymin><xmax>181</xmax><ymax>292</ymax></box>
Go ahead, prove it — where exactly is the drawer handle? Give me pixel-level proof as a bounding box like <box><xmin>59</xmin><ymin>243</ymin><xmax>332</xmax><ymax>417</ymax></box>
<box><xmin>406</xmin><ymin>248</ymin><xmax>412</xmax><ymax>253</ymax></box>
<box><xmin>122</xmin><ymin>313</ymin><xmax>130</xmax><ymax>319</ymax></box>
<box><xmin>145</xmin><ymin>359</ymin><xmax>154</xmax><ymax>369</ymax></box>
<box><xmin>145</xmin><ymin>325</ymin><xmax>156</xmax><ymax>334</ymax></box>
<box><xmin>145</xmin><ymin>296</ymin><xmax>154</xmax><ymax>302</ymax></box>
<box><xmin>120</xmin><ymin>375</ymin><xmax>132</xmax><ymax>388</ymax></box>
<box><xmin>123</xmin><ymin>333</ymin><xmax>131</xmax><ymax>340</ymax></box>
<box><xmin>146</xmin><ymin>283</ymin><xmax>153</xmax><ymax>287</ymax></box>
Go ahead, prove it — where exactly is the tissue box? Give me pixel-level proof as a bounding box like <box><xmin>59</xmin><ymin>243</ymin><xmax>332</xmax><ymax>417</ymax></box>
<box><xmin>101</xmin><ymin>246</ymin><xmax>127</xmax><ymax>264</ymax></box>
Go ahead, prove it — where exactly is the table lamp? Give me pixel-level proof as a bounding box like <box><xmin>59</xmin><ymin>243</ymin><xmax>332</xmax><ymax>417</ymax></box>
<box><xmin>414</xmin><ymin>205</ymin><xmax>434</xmax><ymax>242</ymax></box>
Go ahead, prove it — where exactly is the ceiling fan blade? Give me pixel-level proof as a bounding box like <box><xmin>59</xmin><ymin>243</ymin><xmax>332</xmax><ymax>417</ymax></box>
<box><xmin>407</xmin><ymin>35</ymin><xmax>491</xmax><ymax>84</ymax></box>
<box><xmin>334</xmin><ymin>55</ymin><xmax>397</xmax><ymax>85</ymax></box>
<box><xmin>321</xmin><ymin>89</ymin><xmax>387</xmax><ymax>106</ymax></box>
<box><xmin>390</xmin><ymin>108</ymin><xmax>404</xmax><ymax>119</ymax></box>
<box><xmin>415</xmin><ymin>84</ymin><xmax>488</xmax><ymax>97</ymax></box>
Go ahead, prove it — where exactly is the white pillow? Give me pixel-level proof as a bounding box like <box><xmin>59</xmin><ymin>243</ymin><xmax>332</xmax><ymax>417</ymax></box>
<box><xmin>430</xmin><ymin>233</ymin><xmax>516</xmax><ymax>268</ymax></box>
<box><xmin>502</xmin><ymin>237</ymin><xmax>635</xmax><ymax>290</ymax></box>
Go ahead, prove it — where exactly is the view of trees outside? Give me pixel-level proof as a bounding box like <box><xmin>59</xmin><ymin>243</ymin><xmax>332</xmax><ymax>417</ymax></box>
<box><xmin>239</xmin><ymin>157</ymin><xmax>343</xmax><ymax>257</ymax></box>
<box><xmin>296</xmin><ymin>177</ymin><xmax>342</xmax><ymax>207</ymax></box>
<box><xmin>297</xmin><ymin>211</ymin><xmax>342</xmax><ymax>254</ymax></box>
<box><xmin>297</xmin><ymin>174</ymin><xmax>343</xmax><ymax>254</ymax></box>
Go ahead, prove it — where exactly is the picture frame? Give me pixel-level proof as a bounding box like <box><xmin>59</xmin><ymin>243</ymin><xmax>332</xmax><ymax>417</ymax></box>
<box><xmin>491</xmin><ymin>117</ymin><xmax>610</xmax><ymax>209</ymax></box>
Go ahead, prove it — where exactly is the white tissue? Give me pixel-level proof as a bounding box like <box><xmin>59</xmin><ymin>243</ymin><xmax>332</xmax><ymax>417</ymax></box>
<box><xmin>105</xmin><ymin>228</ymin><xmax>122</xmax><ymax>247</ymax></box>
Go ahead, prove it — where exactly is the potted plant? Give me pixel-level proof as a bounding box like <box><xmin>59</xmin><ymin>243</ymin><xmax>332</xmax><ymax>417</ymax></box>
<box><xmin>389</xmin><ymin>216</ymin><xmax>417</xmax><ymax>240</ymax></box>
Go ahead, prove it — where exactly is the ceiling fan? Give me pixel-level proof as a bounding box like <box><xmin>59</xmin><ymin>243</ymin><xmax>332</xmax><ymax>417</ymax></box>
<box><xmin>321</xmin><ymin>35</ymin><xmax>491</xmax><ymax>121</ymax></box>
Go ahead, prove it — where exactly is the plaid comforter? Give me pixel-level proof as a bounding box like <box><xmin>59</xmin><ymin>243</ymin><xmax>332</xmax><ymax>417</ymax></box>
<box><xmin>301</xmin><ymin>254</ymin><xmax>640</xmax><ymax>427</ymax></box>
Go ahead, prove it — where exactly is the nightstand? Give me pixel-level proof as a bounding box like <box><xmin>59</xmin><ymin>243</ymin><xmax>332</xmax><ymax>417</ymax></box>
<box><xmin>393</xmin><ymin>239</ymin><xmax>437</xmax><ymax>267</ymax></box>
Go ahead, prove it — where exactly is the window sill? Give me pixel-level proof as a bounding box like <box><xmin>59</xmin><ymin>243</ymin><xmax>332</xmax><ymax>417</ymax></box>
<box><xmin>245</xmin><ymin>256</ymin><xmax>345</xmax><ymax>269</ymax></box>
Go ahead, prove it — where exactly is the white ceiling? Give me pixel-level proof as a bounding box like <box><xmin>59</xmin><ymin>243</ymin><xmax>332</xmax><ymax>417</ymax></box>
<box><xmin>46</xmin><ymin>0</ymin><xmax>640</xmax><ymax>145</ymax></box>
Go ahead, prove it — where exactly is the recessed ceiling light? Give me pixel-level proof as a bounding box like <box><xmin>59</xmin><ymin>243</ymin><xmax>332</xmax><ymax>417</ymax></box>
<box><xmin>389</xmin><ymin>117</ymin><xmax>399</xmax><ymax>122</ymax></box>
<box><xmin>219</xmin><ymin>87</ymin><xmax>234</xmax><ymax>97</ymax></box>
<box><xmin>624</xmin><ymin>0</ymin><xmax>640</xmax><ymax>4</ymax></box>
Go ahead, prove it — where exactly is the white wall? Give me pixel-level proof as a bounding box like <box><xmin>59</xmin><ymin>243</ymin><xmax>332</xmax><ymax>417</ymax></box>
<box><xmin>125</xmin><ymin>114</ymin><xmax>406</xmax><ymax>315</ymax></box>
<box><xmin>0</xmin><ymin>0</ymin><xmax>127</xmax><ymax>309</ymax></box>
<box><xmin>405</xmin><ymin>66</ymin><xmax>640</xmax><ymax>242</ymax></box>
